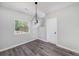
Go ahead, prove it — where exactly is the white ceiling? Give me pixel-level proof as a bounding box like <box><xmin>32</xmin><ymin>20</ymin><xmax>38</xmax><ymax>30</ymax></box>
<box><xmin>38</xmin><ymin>2</ymin><xmax>76</xmax><ymax>13</ymax></box>
<box><xmin>0</xmin><ymin>2</ymin><xmax>34</xmax><ymax>14</ymax></box>
<box><xmin>0</xmin><ymin>2</ymin><xmax>77</xmax><ymax>18</ymax></box>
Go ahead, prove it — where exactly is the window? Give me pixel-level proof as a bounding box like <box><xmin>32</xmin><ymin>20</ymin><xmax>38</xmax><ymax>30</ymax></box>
<box><xmin>15</xmin><ymin>20</ymin><xmax>28</xmax><ymax>34</ymax></box>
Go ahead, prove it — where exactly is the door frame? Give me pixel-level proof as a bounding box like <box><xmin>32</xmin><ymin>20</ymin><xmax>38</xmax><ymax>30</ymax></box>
<box><xmin>46</xmin><ymin>17</ymin><xmax>57</xmax><ymax>44</ymax></box>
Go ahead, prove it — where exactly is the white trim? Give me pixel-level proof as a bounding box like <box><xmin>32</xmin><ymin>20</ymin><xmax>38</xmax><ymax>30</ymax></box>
<box><xmin>0</xmin><ymin>39</ymin><xmax>36</xmax><ymax>52</ymax></box>
<box><xmin>40</xmin><ymin>39</ymin><xmax>48</xmax><ymax>42</ymax></box>
<box><xmin>56</xmin><ymin>44</ymin><xmax>79</xmax><ymax>54</ymax></box>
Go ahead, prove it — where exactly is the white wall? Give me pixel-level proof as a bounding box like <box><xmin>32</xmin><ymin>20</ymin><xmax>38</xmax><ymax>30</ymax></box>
<box><xmin>38</xmin><ymin>26</ymin><xmax>47</xmax><ymax>41</ymax></box>
<box><xmin>46</xmin><ymin>3</ymin><xmax>79</xmax><ymax>53</ymax></box>
<box><xmin>38</xmin><ymin>18</ymin><xmax>47</xmax><ymax>42</ymax></box>
<box><xmin>0</xmin><ymin>6</ymin><xmax>36</xmax><ymax>51</ymax></box>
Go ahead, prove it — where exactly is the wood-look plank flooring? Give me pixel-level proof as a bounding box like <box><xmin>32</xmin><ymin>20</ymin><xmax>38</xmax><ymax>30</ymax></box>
<box><xmin>0</xmin><ymin>40</ymin><xmax>78</xmax><ymax>56</ymax></box>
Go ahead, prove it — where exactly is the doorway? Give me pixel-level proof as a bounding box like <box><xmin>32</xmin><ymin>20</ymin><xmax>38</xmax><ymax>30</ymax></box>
<box><xmin>46</xmin><ymin>17</ymin><xmax>57</xmax><ymax>44</ymax></box>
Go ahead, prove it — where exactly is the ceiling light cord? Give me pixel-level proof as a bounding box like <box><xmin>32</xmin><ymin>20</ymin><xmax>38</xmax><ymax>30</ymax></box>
<box><xmin>35</xmin><ymin>2</ymin><xmax>38</xmax><ymax>24</ymax></box>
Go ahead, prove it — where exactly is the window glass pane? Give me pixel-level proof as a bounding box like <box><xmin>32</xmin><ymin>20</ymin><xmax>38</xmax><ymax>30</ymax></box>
<box><xmin>15</xmin><ymin>20</ymin><xmax>28</xmax><ymax>34</ymax></box>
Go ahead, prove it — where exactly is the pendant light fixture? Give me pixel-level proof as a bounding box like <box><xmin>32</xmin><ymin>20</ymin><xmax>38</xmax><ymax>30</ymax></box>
<box><xmin>32</xmin><ymin>2</ymin><xmax>39</xmax><ymax>25</ymax></box>
<box><xmin>34</xmin><ymin>2</ymin><xmax>38</xmax><ymax>24</ymax></box>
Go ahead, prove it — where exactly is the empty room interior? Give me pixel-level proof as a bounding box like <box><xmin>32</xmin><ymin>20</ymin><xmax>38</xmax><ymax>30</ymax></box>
<box><xmin>0</xmin><ymin>2</ymin><xmax>79</xmax><ymax>56</ymax></box>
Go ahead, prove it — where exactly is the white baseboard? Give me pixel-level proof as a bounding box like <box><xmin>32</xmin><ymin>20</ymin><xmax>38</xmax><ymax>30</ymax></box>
<box><xmin>0</xmin><ymin>39</ymin><xmax>36</xmax><ymax>52</ymax></box>
<box><xmin>39</xmin><ymin>39</ymin><xmax>48</xmax><ymax>42</ymax></box>
<box><xmin>57</xmin><ymin>44</ymin><xmax>79</xmax><ymax>54</ymax></box>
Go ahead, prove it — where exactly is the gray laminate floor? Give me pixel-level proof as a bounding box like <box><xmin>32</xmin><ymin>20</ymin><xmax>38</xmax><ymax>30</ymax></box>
<box><xmin>0</xmin><ymin>40</ymin><xmax>76</xmax><ymax>56</ymax></box>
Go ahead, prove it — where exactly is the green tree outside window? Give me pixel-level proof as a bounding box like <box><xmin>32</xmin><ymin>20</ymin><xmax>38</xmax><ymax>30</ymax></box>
<box><xmin>15</xmin><ymin>20</ymin><xmax>28</xmax><ymax>32</ymax></box>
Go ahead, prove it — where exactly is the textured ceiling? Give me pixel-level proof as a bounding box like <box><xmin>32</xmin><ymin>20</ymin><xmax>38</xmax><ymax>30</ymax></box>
<box><xmin>0</xmin><ymin>2</ymin><xmax>76</xmax><ymax>18</ymax></box>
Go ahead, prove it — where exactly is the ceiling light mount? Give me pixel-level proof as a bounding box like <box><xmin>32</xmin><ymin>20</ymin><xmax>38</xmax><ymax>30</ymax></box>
<box><xmin>35</xmin><ymin>2</ymin><xmax>37</xmax><ymax>4</ymax></box>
